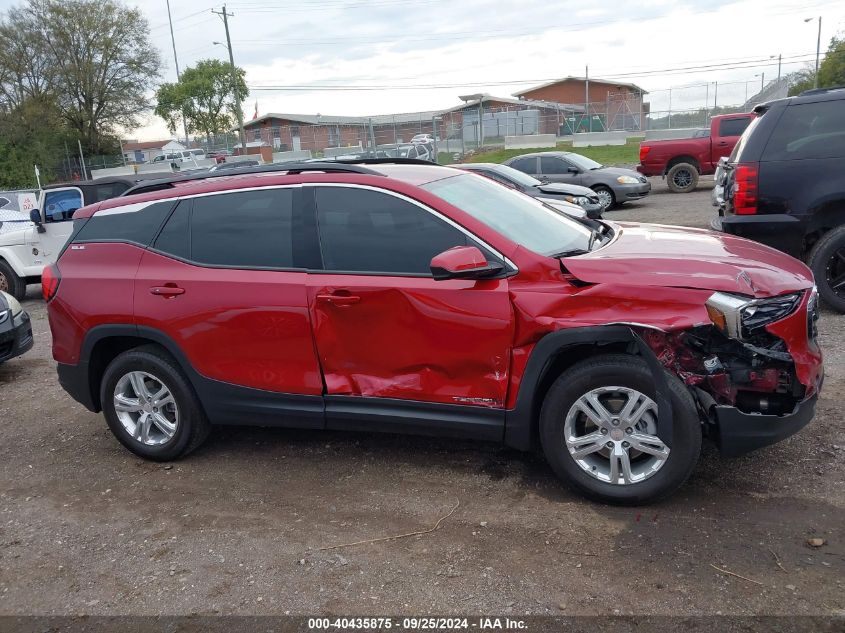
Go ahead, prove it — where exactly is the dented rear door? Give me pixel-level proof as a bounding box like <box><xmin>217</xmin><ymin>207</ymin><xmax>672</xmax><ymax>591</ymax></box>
<box><xmin>306</xmin><ymin>184</ymin><xmax>514</xmax><ymax>411</ymax></box>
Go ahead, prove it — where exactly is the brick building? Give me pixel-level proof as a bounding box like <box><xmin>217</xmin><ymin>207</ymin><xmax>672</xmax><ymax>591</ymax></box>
<box><xmin>513</xmin><ymin>77</ymin><xmax>647</xmax><ymax>132</ymax></box>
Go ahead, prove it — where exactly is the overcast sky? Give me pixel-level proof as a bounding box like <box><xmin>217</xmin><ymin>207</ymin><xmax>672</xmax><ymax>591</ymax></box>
<box><xmin>2</xmin><ymin>0</ymin><xmax>844</xmax><ymax>140</ymax></box>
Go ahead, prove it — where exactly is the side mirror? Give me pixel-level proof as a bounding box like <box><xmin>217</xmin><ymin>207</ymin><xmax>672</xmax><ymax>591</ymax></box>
<box><xmin>430</xmin><ymin>246</ymin><xmax>503</xmax><ymax>281</ymax></box>
<box><xmin>30</xmin><ymin>208</ymin><xmax>46</xmax><ymax>233</ymax></box>
<box><xmin>567</xmin><ymin>166</ymin><xmax>580</xmax><ymax>174</ymax></box>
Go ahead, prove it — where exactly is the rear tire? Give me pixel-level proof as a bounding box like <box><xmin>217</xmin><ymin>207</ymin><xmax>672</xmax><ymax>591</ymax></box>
<box><xmin>100</xmin><ymin>345</ymin><xmax>211</xmax><ymax>461</ymax></box>
<box><xmin>808</xmin><ymin>225</ymin><xmax>845</xmax><ymax>313</ymax></box>
<box><xmin>539</xmin><ymin>354</ymin><xmax>701</xmax><ymax>505</ymax></box>
<box><xmin>0</xmin><ymin>260</ymin><xmax>26</xmax><ymax>300</ymax></box>
<box><xmin>666</xmin><ymin>162</ymin><xmax>699</xmax><ymax>193</ymax></box>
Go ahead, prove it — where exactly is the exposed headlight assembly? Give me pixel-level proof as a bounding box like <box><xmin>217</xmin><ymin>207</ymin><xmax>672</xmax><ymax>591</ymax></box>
<box><xmin>617</xmin><ymin>175</ymin><xmax>640</xmax><ymax>184</ymax></box>
<box><xmin>705</xmin><ymin>291</ymin><xmax>801</xmax><ymax>340</ymax></box>
<box><xmin>564</xmin><ymin>195</ymin><xmax>589</xmax><ymax>206</ymax></box>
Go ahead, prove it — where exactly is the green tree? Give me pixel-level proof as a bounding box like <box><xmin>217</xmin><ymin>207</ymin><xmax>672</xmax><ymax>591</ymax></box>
<box><xmin>26</xmin><ymin>0</ymin><xmax>161</xmax><ymax>153</ymax></box>
<box><xmin>788</xmin><ymin>35</ymin><xmax>845</xmax><ymax>95</ymax></box>
<box><xmin>0</xmin><ymin>96</ymin><xmax>71</xmax><ymax>188</ymax></box>
<box><xmin>155</xmin><ymin>59</ymin><xmax>248</xmax><ymax>141</ymax></box>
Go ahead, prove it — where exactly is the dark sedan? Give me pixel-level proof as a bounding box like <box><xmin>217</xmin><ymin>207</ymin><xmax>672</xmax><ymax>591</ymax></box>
<box><xmin>454</xmin><ymin>162</ymin><xmax>604</xmax><ymax>219</ymax></box>
<box><xmin>0</xmin><ymin>290</ymin><xmax>33</xmax><ymax>364</ymax></box>
<box><xmin>504</xmin><ymin>151</ymin><xmax>650</xmax><ymax>209</ymax></box>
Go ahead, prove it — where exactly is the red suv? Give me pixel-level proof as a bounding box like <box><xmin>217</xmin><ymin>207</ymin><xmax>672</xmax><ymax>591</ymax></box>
<box><xmin>45</xmin><ymin>162</ymin><xmax>823</xmax><ymax>504</ymax></box>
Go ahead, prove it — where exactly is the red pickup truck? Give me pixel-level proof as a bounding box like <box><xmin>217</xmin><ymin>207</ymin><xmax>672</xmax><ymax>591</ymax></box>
<box><xmin>637</xmin><ymin>113</ymin><xmax>755</xmax><ymax>193</ymax></box>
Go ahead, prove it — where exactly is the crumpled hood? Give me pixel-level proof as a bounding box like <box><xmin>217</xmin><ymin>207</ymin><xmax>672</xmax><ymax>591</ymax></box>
<box><xmin>534</xmin><ymin>182</ymin><xmax>596</xmax><ymax>197</ymax></box>
<box><xmin>561</xmin><ymin>222</ymin><xmax>814</xmax><ymax>298</ymax></box>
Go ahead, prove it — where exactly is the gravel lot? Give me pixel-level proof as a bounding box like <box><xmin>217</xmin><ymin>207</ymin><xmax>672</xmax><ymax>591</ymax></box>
<box><xmin>0</xmin><ymin>177</ymin><xmax>843</xmax><ymax>619</ymax></box>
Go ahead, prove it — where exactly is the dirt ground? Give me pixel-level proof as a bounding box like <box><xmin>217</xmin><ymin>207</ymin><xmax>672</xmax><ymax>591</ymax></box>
<box><xmin>0</xmin><ymin>177</ymin><xmax>843</xmax><ymax>619</ymax></box>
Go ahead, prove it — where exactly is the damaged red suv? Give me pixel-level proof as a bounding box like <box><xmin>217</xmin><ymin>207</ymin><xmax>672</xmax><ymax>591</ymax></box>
<box><xmin>45</xmin><ymin>162</ymin><xmax>823</xmax><ymax>504</ymax></box>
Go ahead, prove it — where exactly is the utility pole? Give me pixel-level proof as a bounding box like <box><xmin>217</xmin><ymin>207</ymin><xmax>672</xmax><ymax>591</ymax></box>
<box><xmin>167</xmin><ymin>0</ymin><xmax>190</xmax><ymax>146</ymax></box>
<box><xmin>213</xmin><ymin>5</ymin><xmax>246</xmax><ymax>152</ymax></box>
<box><xmin>761</xmin><ymin>72</ymin><xmax>765</xmax><ymax>92</ymax></box>
<box><xmin>814</xmin><ymin>17</ymin><xmax>822</xmax><ymax>88</ymax></box>
<box><xmin>777</xmin><ymin>53</ymin><xmax>782</xmax><ymax>83</ymax></box>
<box><xmin>585</xmin><ymin>65</ymin><xmax>591</xmax><ymax>133</ymax></box>
<box><xmin>804</xmin><ymin>16</ymin><xmax>822</xmax><ymax>89</ymax></box>
<box><xmin>714</xmin><ymin>81</ymin><xmax>718</xmax><ymax>111</ymax></box>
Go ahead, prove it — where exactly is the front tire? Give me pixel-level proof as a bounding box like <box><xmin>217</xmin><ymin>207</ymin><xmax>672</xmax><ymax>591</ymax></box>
<box><xmin>0</xmin><ymin>260</ymin><xmax>26</xmax><ymax>300</ymax></box>
<box><xmin>808</xmin><ymin>225</ymin><xmax>845</xmax><ymax>313</ymax></box>
<box><xmin>666</xmin><ymin>162</ymin><xmax>699</xmax><ymax>193</ymax></box>
<box><xmin>592</xmin><ymin>185</ymin><xmax>615</xmax><ymax>210</ymax></box>
<box><xmin>100</xmin><ymin>345</ymin><xmax>210</xmax><ymax>461</ymax></box>
<box><xmin>539</xmin><ymin>354</ymin><xmax>701</xmax><ymax>505</ymax></box>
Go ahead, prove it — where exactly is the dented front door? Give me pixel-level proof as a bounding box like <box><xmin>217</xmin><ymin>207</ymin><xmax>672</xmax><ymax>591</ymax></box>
<box><xmin>307</xmin><ymin>274</ymin><xmax>513</xmax><ymax>407</ymax></box>
<box><xmin>306</xmin><ymin>184</ymin><xmax>514</xmax><ymax>409</ymax></box>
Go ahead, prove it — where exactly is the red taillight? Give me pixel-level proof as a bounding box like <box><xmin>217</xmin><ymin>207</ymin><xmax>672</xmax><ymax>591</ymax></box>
<box><xmin>42</xmin><ymin>264</ymin><xmax>61</xmax><ymax>302</ymax></box>
<box><xmin>733</xmin><ymin>162</ymin><xmax>759</xmax><ymax>215</ymax></box>
<box><xmin>639</xmin><ymin>145</ymin><xmax>651</xmax><ymax>162</ymax></box>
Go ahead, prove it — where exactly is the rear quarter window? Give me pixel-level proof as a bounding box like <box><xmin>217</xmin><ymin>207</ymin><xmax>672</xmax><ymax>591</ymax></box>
<box><xmin>762</xmin><ymin>101</ymin><xmax>845</xmax><ymax>161</ymax></box>
<box><xmin>73</xmin><ymin>201</ymin><xmax>175</xmax><ymax>245</ymax></box>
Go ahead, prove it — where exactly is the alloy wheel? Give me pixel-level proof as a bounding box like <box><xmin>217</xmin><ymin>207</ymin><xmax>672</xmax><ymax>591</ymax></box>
<box><xmin>825</xmin><ymin>247</ymin><xmax>845</xmax><ymax>299</ymax></box>
<box><xmin>113</xmin><ymin>371</ymin><xmax>179</xmax><ymax>446</ymax></box>
<box><xmin>0</xmin><ymin>272</ymin><xmax>9</xmax><ymax>293</ymax></box>
<box><xmin>563</xmin><ymin>386</ymin><xmax>669</xmax><ymax>485</ymax></box>
<box><xmin>671</xmin><ymin>169</ymin><xmax>693</xmax><ymax>189</ymax></box>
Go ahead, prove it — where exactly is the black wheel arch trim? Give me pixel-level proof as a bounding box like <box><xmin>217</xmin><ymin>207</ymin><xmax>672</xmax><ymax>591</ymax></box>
<box><xmin>504</xmin><ymin>326</ymin><xmax>675</xmax><ymax>451</ymax></box>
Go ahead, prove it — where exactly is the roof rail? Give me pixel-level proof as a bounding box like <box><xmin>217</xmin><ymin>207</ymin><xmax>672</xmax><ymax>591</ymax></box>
<box><xmin>798</xmin><ymin>85</ymin><xmax>845</xmax><ymax>96</ymax></box>
<box><xmin>330</xmin><ymin>157</ymin><xmax>438</xmax><ymax>166</ymax></box>
<box><xmin>121</xmin><ymin>162</ymin><xmax>385</xmax><ymax>197</ymax></box>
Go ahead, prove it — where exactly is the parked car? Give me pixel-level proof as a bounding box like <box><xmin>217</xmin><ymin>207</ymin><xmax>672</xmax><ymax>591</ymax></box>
<box><xmin>411</xmin><ymin>133</ymin><xmax>435</xmax><ymax>144</ymax></box>
<box><xmin>0</xmin><ymin>289</ymin><xmax>33</xmax><ymax>363</ymax></box>
<box><xmin>713</xmin><ymin>86</ymin><xmax>845</xmax><ymax>311</ymax></box>
<box><xmin>207</xmin><ymin>150</ymin><xmax>231</xmax><ymax>164</ymax></box>
<box><xmin>383</xmin><ymin>143</ymin><xmax>435</xmax><ymax>162</ymax></box>
<box><xmin>207</xmin><ymin>159</ymin><xmax>261</xmax><ymax>172</ymax></box>
<box><xmin>46</xmin><ymin>161</ymin><xmax>822</xmax><ymax>505</ymax></box>
<box><xmin>0</xmin><ymin>175</ymin><xmax>165</xmax><ymax>299</ymax></box>
<box><xmin>455</xmin><ymin>162</ymin><xmax>604</xmax><ymax>219</ymax></box>
<box><xmin>152</xmin><ymin>150</ymin><xmax>205</xmax><ymax>169</ymax></box>
<box><xmin>638</xmin><ymin>113</ymin><xmax>755</xmax><ymax>193</ymax></box>
<box><xmin>711</xmin><ymin>156</ymin><xmax>729</xmax><ymax>208</ymax></box>
<box><xmin>504</xmin><ymin>151</ymin><xmax>650</xmax><ymax>210</ymax></box>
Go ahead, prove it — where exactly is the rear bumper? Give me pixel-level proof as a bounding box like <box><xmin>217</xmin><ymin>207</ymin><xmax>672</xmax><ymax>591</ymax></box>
<box><xmin>0</xmin><ymin>311</ymin><xmax>33</xmax><ymax>363</ymax></box>
<box><xmin>714</xmin><ymin>392</ymin><xmax>818</xmax><ymax>457</ymax></box>
<box><xmin>636</xmin><ymin>164</ymin><xmax>660</xmax><ymax>177</ymax></box>
<box><xmin>711</xmin><ymin>213</ymin><xmax>805</xmax><ymax>258</ymax></box>
<box><xmin>57</xmin><ymin>361</ymin><xmax>98</xmax><ymax>411</ymax></box>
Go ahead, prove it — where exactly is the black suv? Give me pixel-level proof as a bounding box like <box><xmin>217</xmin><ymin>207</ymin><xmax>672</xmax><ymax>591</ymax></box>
<box><xmin>714</xmin><ymin>86</ymin><xmax>845</xmax><ymax>310</ymax></box>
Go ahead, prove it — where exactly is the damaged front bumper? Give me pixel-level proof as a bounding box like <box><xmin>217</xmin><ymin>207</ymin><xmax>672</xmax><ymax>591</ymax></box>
<box><xmin>713</xmin><ymin>391</ymin><xmax>819</xmax><ymax>457</ymax></box>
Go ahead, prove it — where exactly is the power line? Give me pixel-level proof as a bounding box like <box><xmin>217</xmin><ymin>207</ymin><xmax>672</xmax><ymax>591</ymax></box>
<box><xmin>245</xmin><ymin>52</ymin><xmax>825</xmax><ymax>92</ymax></box>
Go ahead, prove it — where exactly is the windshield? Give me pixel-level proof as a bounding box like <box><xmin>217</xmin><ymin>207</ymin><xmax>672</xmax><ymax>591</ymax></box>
<box><xmin>490</xmin><ymin>165</ymin><xmax>541</xmax><ymax>188</ymax></box>
<box><xmin>421</xmin><ymin>173</ymin><xmax>593</xmax><ymax>256</ymax></box>
<box><xmin>565</xmin><ymin>153</ymin><xmax>603</xmax><ymax>170</ymax></box>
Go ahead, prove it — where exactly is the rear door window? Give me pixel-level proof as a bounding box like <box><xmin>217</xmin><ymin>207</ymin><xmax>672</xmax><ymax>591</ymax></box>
<box><xmin>153</xmin><ymin>188</ymin><xmax>301</xmax><ymax>269</ymax></box>
<box><xmin>762</xmin><ymin>101</ymin><xmax>845</xmax><ymax>161</ymax></box>
<box><xmin>508</xmin><ymin>157</ymin><xmax>536</xmax><ymax>174</ymax></box>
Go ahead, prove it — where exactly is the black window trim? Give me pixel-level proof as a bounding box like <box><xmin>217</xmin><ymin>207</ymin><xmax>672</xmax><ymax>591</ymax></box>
<box><xmin>306</xmin><ymin>183</ymin><xmax>517</xmax><ymax>278</ymax></box>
